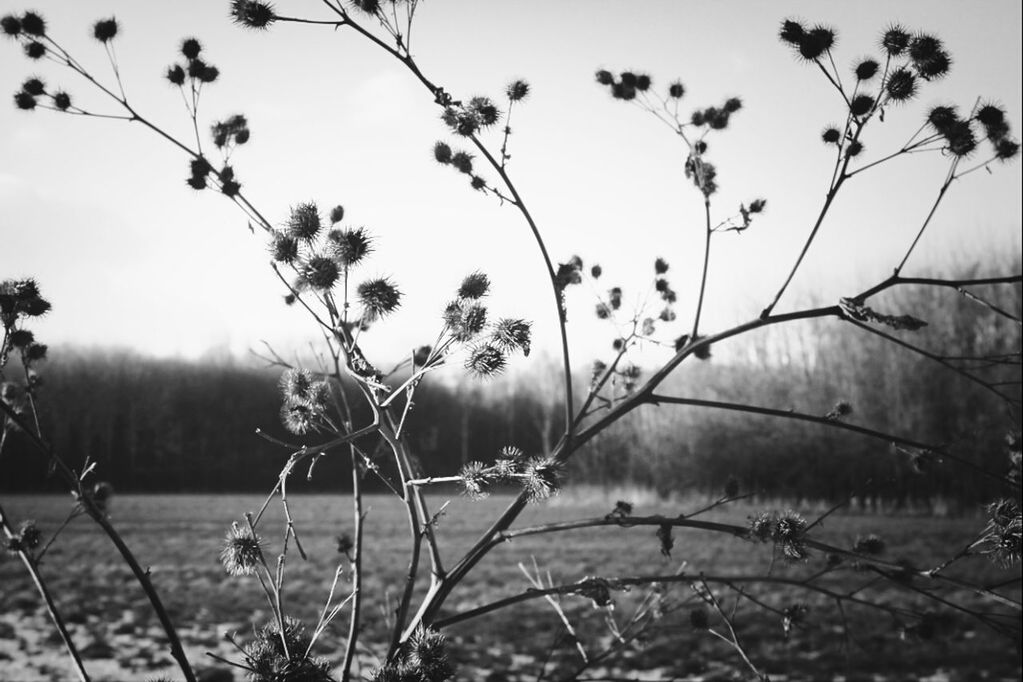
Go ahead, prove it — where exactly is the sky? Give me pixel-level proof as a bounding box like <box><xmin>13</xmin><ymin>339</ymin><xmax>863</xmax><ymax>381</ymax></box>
<box><xmin>1</xmin><ymin>0</ymin><xmax>1021</xmax><ymax>373</ymax></box>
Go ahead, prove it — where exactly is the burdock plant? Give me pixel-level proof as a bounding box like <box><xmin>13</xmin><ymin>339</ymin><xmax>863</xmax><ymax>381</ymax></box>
<box><xmin>1</xmin><ymin>6</ymin><xmax>1021</xmax><ymax>682</ymax></box>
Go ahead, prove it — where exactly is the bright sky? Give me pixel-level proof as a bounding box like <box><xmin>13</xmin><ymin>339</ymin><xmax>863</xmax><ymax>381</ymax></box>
<box><xmin>1</xmin><ymin>1</ymin><xmax>1020</xmax><ymax>371</ymax></box>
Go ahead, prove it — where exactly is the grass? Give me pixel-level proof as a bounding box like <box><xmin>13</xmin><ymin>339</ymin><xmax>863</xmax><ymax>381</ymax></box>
<box><xmin>0</xmin><ymin>493</ymin><xmax>1019</xmax><ymax>681</ymax></box>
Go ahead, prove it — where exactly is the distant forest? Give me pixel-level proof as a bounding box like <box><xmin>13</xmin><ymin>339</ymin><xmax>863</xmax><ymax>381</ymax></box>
<box><xmin>2</xmin><ymin>276</ymin><xmax>1019</xmax><ymax>508</ymax></box>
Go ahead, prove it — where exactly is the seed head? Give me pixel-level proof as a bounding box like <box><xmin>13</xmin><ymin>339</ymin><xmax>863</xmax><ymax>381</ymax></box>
<box><xmin>329</xmin><ymin>205</ymin><xmax>345</xmax><ymax>224</ymax></box>
<box><xmin>9</xmin><ymin>329</ymin><xmax>34</xmax><ymax>348</ymax></box>
<box><xmin>358</xmin><ymin>278</ymin><xmax>402</xmax><ymax>318</ymax></box>
<box><xmin>453</xmin><ymin>303</ymin><xmax>487</xmax><ymax>342</ymax></box>
<box><xmin>221</xmin><ymin>522</ymin><xmax>263</xmax><ymax>576</ymax></box>
<box><xmin>433</xmin><ymin>141</ymin><xmax>452</xmax><ymax>164</ymax></box>
<box><xmin>92</xmin><ymin>17</ymin><xmax>118</xmax><ymax>42</ymax></box>
<box><xmin>268</xmin><ymin>232</ymin><xmax>298</xmax><ymax>264</ymax></box>
<box><xmin>465</xmin><ymin>343</ymin><xmax>506</xmax><ymax>378</ymax></box>
<box><xmin>166</xmin><ymin>64</ymin><xmax>186</xmax><ymax>86</ymax></box>
<box><xmin>230</xmin><ymin>0</ymin><xmax>277</xmax><ymax>29</ymax></box>
<box><xmin>506</xmin><ymin>79</ymin><xmax>529</xmax><ymax>101</ymax></box>
<box><xmin>635</xmin><ymin>74</ymin><xmax>652</xmax><ymax>91</ymax></box>
<box><xmin>406</xmin><ymin>626</ymin><xmax>455</xmax><ymax>682</ymax></box>
<box><xmin>14</xmin><ymin>91</ymin><xmax>36</xmax><ymax>110</ymax></box>
<box><xmin>849</xmin><ymin>94</ymin><xmax>874</xmax><ymax>117</ymax></box>
<box><xmin>522</xmin><ymin>457</ymin><xmax>563</xmax><ymax>502</ymax></box>
<box><xmin>881</xmin><ymin>25</ymin><xmax>910</xmax><ymax>56</ymax></box>
<box><xmin>590</xmin><ymin>264</ymin><xmax>602</xmax><ymax>279</ymax></box>
<box><xmin>281</xmin><ymin>399</ymin><xmax>316</xmax><ymax>434</ymax></box>
<box><xmin>846</xmin><ymin>140</ymin><xmax>864</xmax><ymax>157</ymax></box>
<box><xmin>995</xmin><ymin>138</ymin><xmax>1020</xmax><ymax>161</ymax></box>
<box><xmin>457</xmin><ymin>271</ymin><xmax>490</xmax><ymax>300</ymax></box>
<box><xmin>49</xmin><ymin>91</ymin><xmax>70</xmax><ymax>110</ymax></box>
<box><xmin>24</xmin><ymin>343</ymin><xmax>47</xmax><ymax>363</ymax></box>
<box><xmin>749</xmin><ymin>198</ymin><xmax>767</xmax><ymax>213</ymax></box>
<box><xmin>286</xmin><ymin>202</ymin><xmax>322</xmax><ymax>241</ymax></box>
<box><xmin>21</xmin><ymin>77</ymin><xmax>44</xmax><ymax>96</ymax></box>
<box><xmin>853</xmin><ymin>534</ymin><xmax>885</xmax><ymax>555</ymax></box>
<box><xmin>748</xmin><ymin>511</ymin><xmax>774</xmax><ymax>542</ymax></box>
<box><xmin>459</xmin><ymin>461</ymin><xmax>492</xmax><ymax>499</ymax></box>
<box><xmin>723</xmin><ymin>97</ymin><xmax>742</xmax><ymax>113</ymax></box>
<box><xmin>926</xmin><ymin>105</ymin><xmax>958</xmax><ymax>134</ymax></box>
<box><xmin>654</xmin><ymin>257</ymin><xmax>669</xmax><ymax>274</ymax></box>
<box><xmin>302</xmin><ymin>255</ymin><xmax>340</xmax><ymax>290</ymax></box>
<box><xmin>944</xmin><ymin>120</ymin><xmax>977</xmax><ymax>157</ymax></box>
<box><xmin>595</xmin><ymin>303</ymin><xmax>611</xmax><ymax>320</ymax></box>
<box><xmin>327</xmin><ymin>226</ymin><xmax>372</xmax><ymax>267</ymax></box>
<box><xmin>854</xmin><ymin>58</ymin><xmax>879</xmax><ymax>81</ymax></box>
<box><xmin>779</xmin><ymin>19</ymin><xmax>804</xmax><ymax>45</ymax></box>
<box><xmin>279</xmin><ymin>367</ymin><xmax>315</xmax><ymax>401</ymax></box>
<box><xmin>23</xmin><ymin>40</ymin><xmax>45</xmax><ymax>59</ymax></box>
<box><xmin>1</xmin><ymin>15</ymin><xmax>21</xmax><ymax>36</ymax></box>
<box><xmin>18</xmin><ymin>520</ymin><xmax>42</xmax><ymax>550</ymax></box>
<box><xmin>594</xmin><ymin>69</ymin><xmax>614</xmax><ymax>86</ymax></box>
<box><xmin>20</xmin><ymin>11</ymin><xmax>45</xmax><ymax>36</ymax></box>
<box><xmin>668</xmin><ymin>81</ymin><xmax>685</xmax><ymax>99</ymax></box>
<box><xmin>884</xmin><ymin>68</ymin><xmax>917</xmax><ymax>102</ymax></box>
<box><xmin>821</xmin><ymin>127</ymin><xmax>841</xmax><ymax>144</ymax></box>
<box><xmin>350</xmin><ymin>0</ymin><xmax>381</xmax><ymax>14</ymax></box>
<box><xmin>909</xmin><ymin>34</ymin><xmax>950</xmax><ymax>80</ymax></box>
<box><xmin>181</xmin><ymin>37</ymin><xmax>202</xmax><ymax>59</ymax></box>
<box><xmin>773</xmin><ymin>510</ymin><xmax>809</xmax><ymax>561</ymax></box>
<box><xmin>451</xmin><ymin>151</ymin><xmax>473</xmax><ymax>174</ymax></box>
<box><xmin>797</xmin><ymin>25</ymin><xmax>836</xmax><ymax>61</ymax></box>
<box><xmin>491</xmin><ymin>318</ymin><xmax>531</xmax><ymax>356</ymax></box>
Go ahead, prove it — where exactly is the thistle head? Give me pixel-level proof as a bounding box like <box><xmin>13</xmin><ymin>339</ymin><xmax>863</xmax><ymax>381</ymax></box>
<box><xmin>522</xmin><ymin>457</ymin><xmax>563</xmax><ymax>502</ymax></box>
<box><xmin>465</xmin><ymin>343</ymin><xmax>506</xmax><ymax>379</ymax></box>
<box><xmin>92</xmin><ymin>17</ymin><xmax>118</xmax><ymax>43</ymax></box>
<box><xmin>457</xmin><ymin>271</ymin><xmax>490</xmax><ymax>300</ymax></box>
<box><xmin>220</xmin><ymin>522</ymin><xmax>263</xmax><ymax>576</ymax></box>
<box><xmin>230</xmin><ymin>0</ymin><xmax>277</xmax><ymax>30</ymax></box>
<box><xmin>327</xmin><ymin>226</ymin><xmax>372</xmax><ymax>268</ymax></box>
<box><xmin>357</xmin><ymin>278</ymin><xmax>402</xmax><ymax>319</ymax></box>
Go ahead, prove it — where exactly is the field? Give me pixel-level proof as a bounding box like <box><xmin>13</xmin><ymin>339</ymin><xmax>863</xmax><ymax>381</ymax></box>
<box><xmin>0</xmin><ymin>493</ymin><xmax>1020</xmax><ymax>681</ymax></box>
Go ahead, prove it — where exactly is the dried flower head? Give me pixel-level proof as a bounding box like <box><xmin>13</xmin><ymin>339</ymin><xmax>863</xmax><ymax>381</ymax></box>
<box><xmin>280</xmin><ymin>399</ymin><xmax>316</xmax><ymax>434</ymax></box>
<box><xmin>881</xmin><ymin>25</ymin><xmax>910</xmax><ymax>56</ymax></box>
<box><xmin>821</xmin><ymin>127</ymin><xmax>841</xmax><ymax>144</ymax></box>
<box><xmin>506</xmin><ymin>79</ymin><xmax>529</xmax><ymax>101</ymax></box>
<box><xmin>1</xmin><ymin>15</ymin><xmax>21</xmax><ymax>36</ymax></box>
<box><xmin>797</xmin><ymin>25</ymin><xmax>836</xmax><ymax>61</ymax></box>
<box><xmin>221</xmin><ymin>522</ymin><xmax>263</xmax><ymax>576</ymax></box>
<box><xmin>457</xmin><ymin>271</ymin><xmax>490</xmax><ymax>300</ymax></box>
<box><xmin>748</xmin><ymin>511</ymin><xmax>774</xmax><ymax>542</ymax></box>
<box><xmin>406</xmin><ymin>626</ymin><xmax>455</xmax><ymax>682</ymax></box>
<box><xmin>24</xmin><ymin>40</ymin><xmax>45</xmax><ymax>59</ymax></box>
<box><xmin>181</xmin><ymin>37</ymin><xmax>202</xmax><ymax>60</ymax></box>
<box><xmin>358</xmin><ymin>278</ymin><xmax>402</xmax><ymax>318</ymax></box>
<box><xmin>522</xmin><ymin>457</ymin><xmax>563</xmax><ymax>502</ymax></box>
<box><xmin>166</xmin><ymin>64</ymin><xmax>186</xmax><ymax>86</ymax></box>
<box><xmin>231</xmin><ymin>0</ymin><xmax>277</xmax><ymax>29</ymax></box>
<box><xmin>433</xmin><ymin>141</ymin><xmax>452</xmax><ymax>164</ymax></box>
<box><xmin>884</xmin><ymin>68</ymin><xmax>917</xmax><ymax>102</ymax></box>
<box><xmin>594</xmin><ymin>69</ymin><xmax>614</xmax><ymax>86</ymax></box>
<box><xmin>21</xmin><ymin>77</ymin><xmax>44</xmax><ymax>96</ymax></box>
<box><xmin>453</xmin><ymin>303</ymin><xmax>487</xmax><ymax>342</ymax></box>
<box><xmin>850</xmin><ymin>94</ymin><xmax>875</xmax><ymax>117</ymax></box>
<box><xmin>773</xmin><ymin>510</ymin><xmax>809</xmax><ymax>561</ymax></box>
<box><xmin>465</xmin><ymin>343</ymin><xmax>506</xmax><ymax>379</ymax></box>
<box><xmin>327</xmin><ymin>226</ymin><xmax>372</xmax><ymax>267</ymax></box>
<box><xmin>14</xmin><ymin>91</ymin><xmax>36</xmax><ymax>110</ymax></box>
<box><xmin>17</xmin><ymin>520</ymin><xmax>41</xmax><ymax>550</ymax></box>
<box><xmin>779</xmin><ymin>19</ymin><xmax>804</xmax><ymax>45</ymax></box>
<box><xmin>459</xmin><ymin>461</ymin><xmax>493</xmax><ymax>499</ymax></box>
<box><xmin>668</xmin><ymin>81</ymin><xmax>685</xmax><ymax>99</ymax></box>
<box><xmin>20</xmin><ymin>11</ymin><xmax>45</xmax><ymax>36</ymax></box>
<box><xmin>854</xmin><ymin>58</ymin><xmax>879</xmax><ymax>81</ymax></box>
<box><xmin>491</xmin><ymin>318</ymin><xmax>531</xmax><ymax>356</ymax></box>
<box><xmin>590</xmin><ymin>264</ymin><xmax>602</xmax><ymax>279</ymax></box>
<box><xmin>302</xmin><ymin>255</ymin><xmax>340</xmax><ymax>290</ymax></box>
<box><xmin>329</xmin><ymin>204</ymin><xmax>345</xmax><ymax>224</ymax></box>
<box><xmin>286</xmin><ymin>202</ymin><xmax>321</xmax><ymax>241</ymax></box>
<box><xmin>451</xmin><ymin>151</ymin><xmax>473</xmax><ymax>174</ymax></box>
<box><xmin>92</xmin><ymin>17</ymin><xmax>118</xmax><ymax>42</ymax></box>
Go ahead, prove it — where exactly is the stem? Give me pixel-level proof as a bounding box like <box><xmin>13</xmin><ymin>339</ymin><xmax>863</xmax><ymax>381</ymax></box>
<box><xmin>692</xmin><ymin>198</ymin><xmax>712</xmax><ymax>337</ymax></box>
<box><xmin>340</xmin><ymin>451</ymin><xmax>364</xmax><ymax>682</ymax></box>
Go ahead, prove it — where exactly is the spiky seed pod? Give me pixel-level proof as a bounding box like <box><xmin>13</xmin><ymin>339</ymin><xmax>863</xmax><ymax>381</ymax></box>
<box><xmin>14</xmin><ymin>92</ymin><xmax>35</xmax><ymax>110</ymax></box>
<box><xmin>595</xmin><ymin>69</ymin><xmax>614</xmax><ymax>86</ymax></box>
<box><xmin>854</xmin><ymin>59</ymin><xmax>879</xmax><ymax>81</ymax></box>
<box><xmin>181</xmin><ymin>37</ymin><xmax>202</xmax><ymax>59</ymax></box>
<box><xmin>881</xmin><ymin>25</ymin><xmax>910</xmax><ymax>56</ymax></box>
<box><xmin>493</xmin><ymin>445</ymin><xmax>527</xmax><ymax>478</ymax></box>
<box><xmin>48</xmin><ymin>90</ymin><xmax>68</xmax><ymax>111</ymax></box>
<box><xmin>797</xmin><ymin>26</ymin><xmax>836</xmax><ymax>61</ymax></box>
<box><xmin>433</xmin><ymin>141</ymin><xmax>452</xmax><ymax>164</ymax></box>
<box><xmin>21</xmin><ymin>77</ymin><xmax>44</xmax><ymax>96</ymax></box>
<box><xmin>465</xmin><ymin>343</ymin><xmax>506</xmax><ymax>378</ymax></box>
<box><xmin>590</xmin><ymin>264</ymin><xmax>602</xmax><ymax>279</ymax></box>
<box><xmin>853</xmin><ymin>534</ymin><xmax>885</xmax><ymax>555</ymax></box>
<box><xmin>469</xmin><ymin>96</ymin><xmax>500</xmax><ymax>126</ymax></box>
<box><xmin>327</xmin><ymin>226</ymin><xmax>372</xmax><ymax>267</ymax></box>
<box><xmin>412</xmin><ymin>345</ymin><xmax>432</xmax><ymax>367</ymax></box>
<box><xmin>286</xmin><ymin>202</ymin><xmax>321</xmax><ymax>241</ymax></box>
<box><xmin>749</xmin><ymin>198</ymin><xmax>767</xmax><ymax>213</ymax></box>
<box><xmin>619</xmin><ymin>72</ymin><xmax>637</xmax><ymax>87</ymax></box>
<box><xmin>451</xmin><ymin>151</ymin><xmax>473</xmax><ymax>174</ymax></box>
<box><xmin>470</xmin><ymin>175</ymin><xmax>486</xmax><ymax>191</ymax></box>
<box><xmin>668</xmin><ymin>82</ymin><xmax>684</xmax><ymax>99</ymax></box>
<box><xmin>220</xmin><ymin>522</ymin><xmax>263</xmax><ymax>576</ymax></box>
<box><xmin>23</xmin><ymin>40</ymin><xmax>45</xmax><ymax>59</ymax></box>
<box><xmin>302</xmin><ymin>255</ymin><xmax>340</xmax><ymax>290</ymax></box>
<box><xmin>926</xmin><ymin>105</ymin><xmax>958</xmax><ymax>134</ymax></box>
<box><xmin>944</xmin><ymin>120</ymin><xmax>977</xmax><ymax>157</ymax></box>
<box><xmin>358</xmin><ymin>278</ymin><xmax>402</xmax><ymax>318</ymax></box>
<box><xmin>635</xmin><ymin>74</ymin><xmax>652</xmax><ymax>91</ymax></box>
<box><xmin>329</xmin><ymin>205</ymin><xmax>345</xmax><ymax>224</ymax></box>
<box><xmin>406</xmin><ymin>626</ymin><xmax>455</xmax><ymax>681</ymax></box>
<box><xmin>847</xmin><ymin>139</ymin><xmax>864</xmax><ymax>157</ymax></box>
<box><xmin>280</xmin><ymin>368</ymin><xmax>314</xmax><ymax>402</ymax></box>
<box><xmin>280</xmin><ymin>399</ymin><xmax>315</xmax><ymax>434</ymax></box>
<box><xmin>779</xmin><ymin>19</ymin><xmax>804</xmax><ymax>45</ymax></box>
<box><xmin>491</xmin><ymin>318</ymin><xmax>531</xmax><ymax>356</ymax></box>
<box><xmin>608</xmin><ymin>286</ymin><xmax>622</xmax><ymax>310</ymax></box>
<box><xmin>659</xmin><ymin>307</ymin><xmax>676</xmax><ymax>322</ymax></box>
<box><xmin>457</xmin><ymin>271</ymin><xmax>490</xmax><ymax>300</ymax></box>
<box><xmin>442</xmin><ymin>301</ymin><xmax>463</xmax><ymax>329</ymax></box>
<box><xmin>708</xmin><ymin>108</ymin><xmax>730</xmax><ymax>129</ymax></box>
<box><xmin>522</xmin><ymin>457</ymin><xmax>563</xmax><ymax>502</ymax></box>
<box><xmin>773</xmin><ymin>510</ymin><xmax>809</xmax><ymax>561</ymax></box>
<box><xmin>17</xmin><ymin>520</ymin><xmax>41</xmax><ymax>550</ymax></box>
<box><xmin>198</xmin><ymin>65</ymin><xmax>219</xmax><ymax>84</ymax></box>
<box><xmin>350</xmin><ymin>0</ymin><xmax>381</xmax><ymax>14</ymax></box>
<box><xmin>452</xmin><ymin>303</ymin><xmax>488</xmax><ymax>342</ymax></box>
<box><xmin>1</xmin><ymin>15</ymin><xmax>21</xmax><ymax>36</ymax></box>
<box><xmin>849</xmin><ymin>94</ymin><xmax>874</xmax><ymax>117</ymax></box>
<box><xmin>995</xmin><ymin>138</ymin><xmax>1020</xmax><ymax>161</ymax></box>
<box><xmin>821</xmin><ymin>127</ymin><xmax>841</xmax><ymax>144</ymax></box>
<box><xmin>186</xmin><ymin>175</ymin><xmax>207</xmax><ymax>190</ymax></box>
<box><xmin>611</xmin><ymin>82</ymin><xmax>636</xmax><ymax>100</ymax></box>
<box><xmin>459</xmin><ymin>461</ymin><xmax>492</xmax><ymax>499</ymax></box>
<box><xmin>20</xmin><ymin>11</ymin><xmax>45</xmax><ymax>36</ymax></box>
<box><xmin>166</xmin><ymin>64</ymin><xmax>186</xmax><ymax>86</ymax></box>
<box><xmin>884</xmin><ymin>68</ymin><xmax>917</xmax><ymax>102</ymax></box>
<box><xmin>976</xmin><ymin>104</ymin><xmax>1006</xmax><ymax>128</ymax></box>
<box><xmin>92</xmin><ymin>18</ymin><xmax>118</xmax><ymax>42</ymax></box>
<box><xmin>506</xmin><ymin>79</ymin><xmax>529</xmax><ymax>101</ymax></box>
<box><xmin>654</xmin><ymin>257</ymin><xmax>669</xmax><ymax>275</ymax></box>
<box><xmin>220</xmin><ymin>179</ymin><xmax>241</xmax><ymax>197</ymax></box>
<box><xmin>595</xmin><ymin>303</ymin><xmax>611</xmax><ymax>320</ymax></box>
<box><xmin>231</xmin><ymin>0</ymin><xmax>277</xmax><ymax>29</ymax></box>
<box><xmin>24</xmin><ymin>343</ymin><xmax>47</xmax><ymax>362</ymax></box>
<box><xmin>748</xmin><ymin>511</ymin><xmax>774</xmax><ymax>542</ymax></box>
<box><xmin>723</xmin><ymin>97</ymin><xmax>742</xmax><ymax>113</ymax></box>
<box><xmin>9</xmin><ymin>329</ymin><xmax>34</xmax><ymax>348</ymax></box>
<box><xmin>641</xmin><ymin>318</ymin><xmax>655</xmax><ymax>336</ymax></box>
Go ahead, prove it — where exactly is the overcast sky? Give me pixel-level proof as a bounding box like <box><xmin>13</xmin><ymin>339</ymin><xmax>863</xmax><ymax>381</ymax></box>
<box><xmin>1</xmin><ymin>1</ymin><xmax>1020</xmax><ymax>371</ymax></box>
